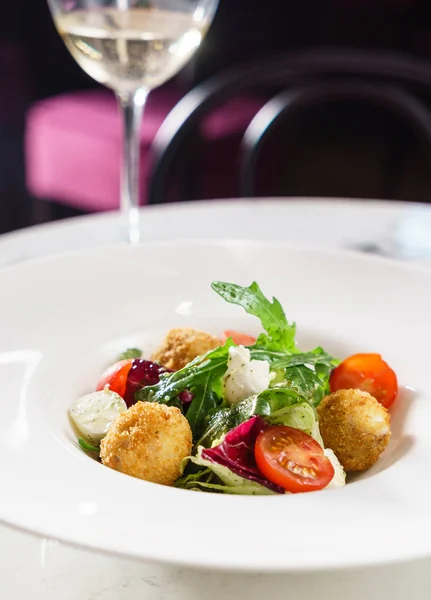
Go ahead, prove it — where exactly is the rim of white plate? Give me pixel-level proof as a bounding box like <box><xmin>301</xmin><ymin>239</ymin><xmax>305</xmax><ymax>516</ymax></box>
<box><xmin>0</xmin><ymin>239</ymin><xmax>430</xmax><ymax>573</ymax></box>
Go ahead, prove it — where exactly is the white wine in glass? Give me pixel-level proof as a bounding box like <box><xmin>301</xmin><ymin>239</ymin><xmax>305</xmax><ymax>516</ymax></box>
<box><xmin>48</xmin><ymin>1</ymin><xmax>218</xmax><ymax>243</ymax></box>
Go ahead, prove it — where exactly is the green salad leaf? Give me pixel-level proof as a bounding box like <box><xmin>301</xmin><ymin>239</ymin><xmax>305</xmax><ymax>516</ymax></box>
<box><xmin>133</xmin><ymin>280</ymin><xmax>337</xmax><ymax>446</ymax></box>
<box><xmin>185</xmin><ymin>375</ymin><xmax>220</xmax><ymax>440</ymax></box>
<box><xmin>174</xmin><ymin>466</ymin><xmax>215</xmax><ymax>490</ymax></box>
<box><xmin>78</xmin><ymin>438</ymin><xmax>100</xmax><ymax>454</ymax></box>
<box><xmin>211</xmin><ymin>281</ymin><xmax>296</xmax><ymax>352</ymax></box>
<box><xmin>248</xmin><ymin>348</ymin><xmax>288</xmax><ymax>362</ymax></box>
<box><xmin>175</xmin><ymin>448</ymin><xmax>276</xmax><ymax>495</ymax></box>
<box><xmin>136</xmin><ymin>341</ymin><xmax>234</xmax><ymax>439</ymax></box>
<box><xmin>136</xmin><ymin>341</ymin><xmax>233</xmax><ymax>405</ymax></box>
<box><xmin>283</xmin><ymin>366</ymin><xmax>328</xmax><ymax>406</ymax></box>
<box><xmin>277</xmin><ymin>348</ymin><xmax>338</xmax><ymax>406</ymax></box>
<box><xmin>197</xmin><ymin>364</ymin><xmax>331</xmax><ymax>448</ymax></box>
<box><xmin>267</xmin><ymin>403</ymin><xmax>323</xmax><ymax>445</ymax></box>
<box><xmin>116</xmin><ymin>348</ymin><xmax>142</xmax><ymax>361</ymax></box>
<box><xmin>271</xmin><ymin>347</ymin><xmax>337</xmax><ymax>370</ymax></box>
<box><xmin>257</xmin><ymin>387</ymin><xmax>307</xmax><ymax>412</ymax></box>
<box><xmin>197</xmin><ymin>388</ymin><xmax>308</xmax><ymax>448</ymax></box>
<box><xmin>196</xmin><ymin>395</ymin><xmax>264</xmax><ymax>447</ymax></box>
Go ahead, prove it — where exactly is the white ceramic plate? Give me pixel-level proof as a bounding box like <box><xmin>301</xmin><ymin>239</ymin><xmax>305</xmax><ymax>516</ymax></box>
<box><xmin>0</xmin><ymin>241</ymin><xmax>429</xmax><ymax>573</ymax></box>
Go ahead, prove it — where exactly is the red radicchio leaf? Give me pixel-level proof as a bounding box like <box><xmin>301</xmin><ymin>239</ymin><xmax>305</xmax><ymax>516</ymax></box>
<box><xmin>201</xmin><ymin>416</ymin><xmax>284</xmax><ymax>494</ymax></box>
<box><xmin>124</xmin><ymin>359</ymin><xmax>168</xmax><ymax>407</ymax></box>
<box><xmin>124</xmin><ymin>359</ymin><xmax>194</xmax><ymax>408</ymax></box>
<box><xmin>178</xmin><ymin>389</ymin><xmax>194</xmax><ymax>406</ymax></box>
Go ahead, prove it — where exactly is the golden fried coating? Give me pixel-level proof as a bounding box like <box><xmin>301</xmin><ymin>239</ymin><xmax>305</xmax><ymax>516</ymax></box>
<box><xmin>317</xmin><ymin>389</ymin><xmax>391</xmax><ymax>472</ymax></box>
<box><xmin>152</xmin><ymin>328</ymin><xmax>220</xmax><ymax>370</ymax></box>
<box><xmin>100</xmin><ymin>401</ymin><xmax>192</xmax><ymax>485</ymax></box>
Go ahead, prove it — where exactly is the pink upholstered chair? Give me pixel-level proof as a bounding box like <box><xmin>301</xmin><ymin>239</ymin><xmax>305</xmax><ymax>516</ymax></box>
<box><xmin>25</xmin><ymin>84</ymin><xmax>263</xmax><ymax>219</ymax></box>
<box><xmin>25</xmin><ymin>85</ymin><xmax>182</xmax><ymax>215</ymax></box>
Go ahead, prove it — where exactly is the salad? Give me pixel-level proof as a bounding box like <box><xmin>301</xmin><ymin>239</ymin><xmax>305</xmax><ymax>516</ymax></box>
<box><xmin>69</xmin><ymin>281</ymin><xmax>397</xmax><ymax>495</ymax></box>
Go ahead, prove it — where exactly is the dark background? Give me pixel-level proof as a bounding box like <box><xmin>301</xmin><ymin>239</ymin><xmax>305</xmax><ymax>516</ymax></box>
<box><xmin>2</xmin><ymin>0</ymin><xmax>431</xmax><ymax>233</ymax></box>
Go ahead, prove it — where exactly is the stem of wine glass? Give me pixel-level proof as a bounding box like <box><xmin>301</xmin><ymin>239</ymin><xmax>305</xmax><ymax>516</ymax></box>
<box><xmin>117</xmin><ymin>88</ymin><xmax>148</xmax><ymax>245</ymax></box>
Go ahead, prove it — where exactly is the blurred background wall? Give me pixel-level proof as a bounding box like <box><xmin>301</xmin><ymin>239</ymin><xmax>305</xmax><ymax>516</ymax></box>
<box><xmin>2</xmin><ymin>0</ymin><xmax>431</xmax><ymax>233</ymax></box>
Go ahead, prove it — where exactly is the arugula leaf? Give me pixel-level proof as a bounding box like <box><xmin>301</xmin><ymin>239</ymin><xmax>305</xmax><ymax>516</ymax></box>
<box><xmin>271</xmin><ymin>347</ymin><xmax>338</xmax><ymax>370</ymax></box>
<box><xmin>136</xmin><ymin>341</ymin><xmax>233</xmax><ymax>405</ymax></box>
<box><xmin>116</xmin><ymin>348</ymin><xmax>142</xmax><ymax>361</ymax></box>
<box><xmin>270</xmin><ymin>348</ymin><xmax>338</xmax><ymax>406</ymax></box>
<box><xmin>248</xmin><ymin>348</ymin><xmax>287</xmax><ymax>362</ymax></box>
<box><xmin>249</xmin><ymin>348</ymin><xmax>337</xmax><ymax>406</ymax></box>
<box><xmin>166</xmin><ymin>397</ymin><xmax>185</xmax><ymax>413</ymax></box>
<box><xmin>315</xmin><ymin>360</ymin><xmax>338</xmax><ymax>394</ymax></box>
<box><xmin>185</xmin><ymin>375</ymin><xmax>220</xmax><ymax>440</ymax></box>
<box><xmin>256</xmin><ymin>387</ymin><xmax>306</xmax><ymax>412</ymax></box>
<box><xmin>211</xmin><ymin>281</ymin><xmax>296</xmax><ymax>352</ymax></box>
<box><xmin>197</xmin><ymin>395</ymin><xmax>263</xmax><ymax>448</ymax></box>
<box><xmin>283</xmin><ymin>366</ymin><xmax>326</xmax><ymax>403</ymax></box>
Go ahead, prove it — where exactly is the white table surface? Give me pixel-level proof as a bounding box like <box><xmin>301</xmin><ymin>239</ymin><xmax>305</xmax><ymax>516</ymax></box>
<box><xmin>2</xmin><ymin>197</ymin><xmax>431</xmax><ymax>600</ymax></box>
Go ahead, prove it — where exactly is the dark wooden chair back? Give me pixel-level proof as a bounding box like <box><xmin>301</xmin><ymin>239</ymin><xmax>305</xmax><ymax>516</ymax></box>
<box><xmin>147</xmin><ymin>49</ymin><xmax>431</xmax><ymax>204</ymax></box>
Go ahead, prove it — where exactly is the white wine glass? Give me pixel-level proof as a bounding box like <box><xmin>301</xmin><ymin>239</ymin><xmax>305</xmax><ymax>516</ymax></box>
<box><xmin>47</xmin><ymin>0</ymin><xmax>218</xmax><ymax>243</ymax></box>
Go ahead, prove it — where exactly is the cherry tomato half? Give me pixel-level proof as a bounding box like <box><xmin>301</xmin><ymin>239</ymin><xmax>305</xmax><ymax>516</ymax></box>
<box><xmin>330</xmin><ymin>353</ymin><xmax>398</xmax><ymax>409</ymax></box>
<box><xmin>96</xmin><ymin>358</ymin><xmax>134</xmax><ymax>398</ymax></box>
<box><xmin>222</xmin><ymin>330</ymin><xmax>256</xmax><ymax>346</ymax></box>
<box><xmin>255</xmin><ymin>426</ymin><xmax>334</xmax><ymax>493</ymax></box>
